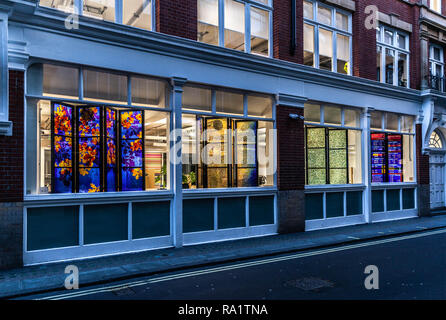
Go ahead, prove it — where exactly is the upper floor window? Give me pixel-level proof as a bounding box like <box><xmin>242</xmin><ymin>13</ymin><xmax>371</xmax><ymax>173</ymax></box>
<box><xmin>40</xmin><ymin>0</ymin><xmax>154</xmax><ymax>31</ymax></box>
<box><xmin>376</xmin><ymin>25</ymin><xmax>410</xmax><ymax>88</ymax></box>
<box><xmin>197</xmin><ymin>0</ymin><xmax>272</xmax><ymax>57</ymax></box>
<box><xmin>430</xmin><ymin>0</ymin><xmax>442</xmax><ymax>13</ymax></box>
<box><xmin>303</xmin><ymin>0</ymin><xmax>352</xmax><ymax>75</ymax></box>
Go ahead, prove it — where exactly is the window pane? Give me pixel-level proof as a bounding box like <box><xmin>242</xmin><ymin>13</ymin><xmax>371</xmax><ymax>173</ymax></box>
<box><xmin>38</xmin><ymin>100</ymin><xmax>52</xmax><ymax>194</ymax></box>
<box><xmin>344</xmin><ymin>109</ymin><xmax>360</xmax><ymax>127</ymax></box>
<box><xmin>183</xmin><ymin>86</ymin><xmax>212</xmax><ymax>112</ymax></box>
<box><xmin>403</xmin><ymin>135</ymin><xmax>414</xmax><ymax>182</ymax></box>
<box><xmin>144</xmin><ymin>111</ymin><xmax>170</xmax><ymax>190</ymax></box>
<box><xmin>398</xmin><ymin>53</ymin><xmax>408</xmax><ymax>87</ymax></box>
<box><xmin>40</xmin><ymin>0</ymin><xmax>74</xmax><ymax>12</ymax></box>
<box><xmin>251</xmin><ymin>7</ymin><xmax>269</xmax><ymax>56</ymax></box>
<box><xmin>304</xmin><ymin>1</ymin><xmax>314</xmax><ymax>19</ymax></box>
<box><xmin>336</xmin><ymin>12</ymin><xmax>348</xmax><ymax>31</ymax></box>
<box><xmin>431</xmin><ymin>0</ymin><xmax>441</xmax><ymax>12</ymax></box>
<box><xmin>83</xmin><ymin>0</ymin><xmax>115</xmax><ymax>22</ymax></box>
<box><xmin>376</xmin><ymin>26</ymin><xmax>381</xmax><ymax>42</ymax></box>
<box><xmin>216</xmin><ymin>91</ymin><xmax>244</xmax><ymax>115</ymax></box>
<box><xmin>401</xmin><ymin>115</ymin><xmax>414</xmax><ymax>133</ymax></box>
<box><xmin>248</xmin><ymin>95</ymin><xmax>272</xmax><ymax>118</ymax></box>
<box><xmin>307</xmin><ymin>127</ymin><xmax>325</xmax><ymax>148</ymax></box>
<box><xmin>304</xmin><ymin>103</ymin><xmax>320</xmax><ymax>123</ymax></box>
<box><xmin>371</xmin><ymin>111</ymin><xmax>383</xmax><ymax>130</ymax></box>
<box><xmin>123</xmin><ymin>0</ymin><xmax>152</xmax><ymax>30</ymax></box>
<box><xmin>304</xmin><ymin>23</ymin><xmax>315</xmax><ymax>67</ymax></box>
<box><xmin>397</xmin><ymin>33</ymin><xmax>406</xmax><ymax>49</ymax></box>
<box><xmin>324</xmin><ymin>106</ymin><xmax>341</xmax><ymax>125</ymax></box>
<box><xmin>182</xmin><ymin>114</ymin><xmax>201</xmax><ymax>189</ymax></box>
<box><xmin>225</xmin><ymin>0</ymin><xmax>245</xmax><ymax>51</ymax></box>
<box><xmin>433</xmin><ymin>46</ymin><xmax>442</xmax><ymax>61</ymax></box>
<box><xmin>198</xmin><ymin>0</ymin><xmax>219</xmax><ymax>45</ymax></box>
<box><xmin>348</xmin><ymin>130</ymin><xmax>362</xmax><ymax>184</ymax></box>
<box><xmin>385</xmin><ymin>48</ymin><xmax>395</xmax><ymax>85</ymax></box>
<box><xmin>384</xmin><ymin>29</ymin><xmax>393</xmax><ymax>45</ymax></box>
<box><xmin>377</xmin><ymin>46</ymin><xmax>382</xmax><ymax>82</ymax></box>
<box><xmin>385</xmin><ymin>113</ymin><xmax>399</xmax><ymax>131</ymax></box>
<box><xmin>43</xmin><ymin>64</ymin><xmax>79</xmax><ymax>99</ymax></box>
<box><xmin>319</xmin><ymin>28</ymin><xmax>333</xmax><ymax>71</ymax></box>
<box><xmin>337</xmin><ymin>34</ymin><xmax>350</xmax><ymax>74</ymax></box>
<box><xmin>83</xmin><ymin>69</ymin><xmax>128</xmax><ymax>103</ymax></box>
<box><xmin>132</xmin><ymin>77</ymin><xmax>167</xmax><ymax>108</ymax></box>
<box><xmin>318</xmin><ymin>6</ymin><xmax>332</xmax><ymax>25</ymax></box>
<box><xmin>258</xmin><ymin>121</ymin><xmax>274</xmax><ymax>186</ymax></box>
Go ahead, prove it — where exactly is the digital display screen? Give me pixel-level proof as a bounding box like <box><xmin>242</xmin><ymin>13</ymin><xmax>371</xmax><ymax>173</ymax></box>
<box><xmin>371</xmin><ymin>133</ymin><xmax>386</xmax><ymax>183</ymax></box>
<box><xmin>388</xmin><ymin>134</ymin><xmax>402</xmax><ymax>183</ymax></box>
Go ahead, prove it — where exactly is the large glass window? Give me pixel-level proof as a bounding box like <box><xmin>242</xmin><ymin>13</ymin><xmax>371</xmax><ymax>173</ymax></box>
<box><xmin>370</xmin><ymin>111</ymin><xmax>415</xmax><ymax>183</ymax></box>
<box><xmin>304</xmin><ymin>103</ymin><xmax>362</xmax><ymax>185</ymax></box>
<box><xmin>182</xmin><ymin>85</ymin><xmax>275</xmax><ymax>189</ymax></box>
<box><xmin>429</xmin><ymin>44</ymin><xmax>445</xmax><ymax>91</ymax></box>
<box><xmin>430</xmin><ymin>0</ymin><xmax>441</xmax><ymax>13</ymax></box>
<box><xmin>26</xmin><ymin>64</ymin><xmax>170</xmax><ymax>195</ymax></box>
<box><xmin>197</xmin><ymin>0</ymin><xmax>272</xmax><ymax>57</ymax></box>
<box><xmin>303</xmin><ymin>0</ymin><xmax>352</xmax><ymax>75</ymax></box>
<box><xmin>40</xmin><ymin>0</ymin><xmax>154</xmax><ymax>31</ymax></box>
<box><xmin>376</xmin><ymin>25</ymin><xmax>410</xmax><ymax>87</ymax></box>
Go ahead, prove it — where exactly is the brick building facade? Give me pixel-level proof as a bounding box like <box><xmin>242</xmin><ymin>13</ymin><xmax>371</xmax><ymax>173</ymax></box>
<box><xmin>0</xmin><ymin>0</ymin><xmax>445</xmax><ymax>269</ymax></box>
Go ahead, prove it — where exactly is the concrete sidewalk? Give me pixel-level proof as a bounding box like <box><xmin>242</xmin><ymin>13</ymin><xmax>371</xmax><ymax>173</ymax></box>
<box><xmin>2</xmin><ymin>215</ymin><xmax>446</xmax><ymax>299</ymax></box>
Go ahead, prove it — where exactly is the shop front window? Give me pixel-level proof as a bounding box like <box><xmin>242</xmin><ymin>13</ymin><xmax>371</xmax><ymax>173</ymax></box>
<box><xmin>197</xmin><ymin>0</ymin><xmax>272</xmax><ymax>57</ymax></box>
<box><xmin>26</xmin><ymin>64</ymin><xmax>170</xmax><ymax>195</ymax></box>
<box><xmin>182</xmin><ymin>85</ymin><xmax>275</xmax><ymax>189</ymax></box>
<box><xmin>39</xmin><ymin>0</ymin><xmax>154</xmax><ymax>31</ymax></box>
<box><xmin>370</xmin><ymin>111</ymin><xmax>415</xmax><ymax>183</ymax></box>
<box><xmin>303</xmin><ymin>0</ymin><xmax>352</xmax><ymax>75</ymax></box>
<box><xmin>304</xmin><ymin>103</ymin><xmax>362</xmax><ymax>185</ymax></box>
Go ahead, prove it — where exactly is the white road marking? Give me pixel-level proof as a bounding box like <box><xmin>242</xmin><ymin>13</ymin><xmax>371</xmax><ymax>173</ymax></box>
<box><xmin>36</xmin><ymin>228</ymin><xmax>446</xmax><ymax>300</ymax></box>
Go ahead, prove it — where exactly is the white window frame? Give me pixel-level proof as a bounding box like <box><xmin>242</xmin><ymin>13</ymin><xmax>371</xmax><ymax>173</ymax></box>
<box><xmin>376</xmin><ymin>25</ymin><xmax>410</xmax><ymax>88</ymax></box>
<box><xmin>198</xmin><ymin>0</ymin><xmax>273</xmax><ymax>57</ymax></box>
<box><xmin>303</xmin><ymin>0</ymin><xmax>353</xmax><ymax>75</ymax></box>
<box><xmin>430</xmin><ymin>0</ymin><xmax>442</xmax><ymax>13</ymax></box>
<box><xmin>40</xmin><ymin>0</ymin><xmax>156</xmax><ymax>31</ymax></box>
<box><xmin>429</xmin><ymin>43</ymin><xmax>444</xmax><ymax>77</ymax></box>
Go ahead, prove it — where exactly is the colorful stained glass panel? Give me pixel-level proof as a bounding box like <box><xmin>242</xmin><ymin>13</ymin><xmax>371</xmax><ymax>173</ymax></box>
<box><xmin>54</xmin><ymin>168</ymin><xmax>73</xmax><ymax>193</ymax></box>
<box><xmin>79</xmin><ymin>168</ymin><xmax>101</xmax><ymax>193</ymax></box>
<box><xmin>78</xmin><ymin>107</ymin><xmax>100</xmax><ymax>137</ymax></box>
<box><xmin>121</xmin><ymin>111</ymin><xmax>143</xmax><ymax>139</ymax></box>
<box><xmin>54</xmin><ymin>104</ymin><xmax>72</xmax><ymax>136</ymax></box>
<box><xmin>106</xmin><ymin>108</ymin><xmax>116</xmax><ymax>138</ymax></box>
<box><xmin>121</xmin><ymin>139</ymin><xmax>143</xmax><ymax>167</ymax></box>
<box><xmin>107</xmin><ymin>138</ymin><xmax>117</xmax><ymax>167</ymax></box>
<box><xmin>78</xmin><ymin>138</ymin><xmax>101</xmax><ymax>168</ymax></box>
<box><xmin>54</xmin><ymin>136</ymin><xmax>72</xmax><ymax>167</ymax></box>
<box><xmin>237</xmin><ymin>167</ymin><xmax>258</xmax><ymax>187</ymax></box>
<box><xmin>122</xmin><ymin>167</ymin><xmax>144</xmax><ymax>191</ymax></box>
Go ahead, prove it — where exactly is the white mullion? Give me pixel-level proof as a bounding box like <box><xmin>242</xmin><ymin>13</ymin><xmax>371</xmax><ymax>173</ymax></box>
<box><xmin>399</xmin><ymin>188</ymin><xmax>403</xmax><ymax>211</ymax></box>
<box><xmin>268</xmin><ymin>9</ymin><xmax>273</xmax><ymax>57</ymax></box>
<box><xmin>383</xmin><ymin>189</ymin><xmax>387</xmax><ymax>212</ymax></box>
<box><xmin>79</xmin><ymin>204</ymin><xmax>84</xmax><ymax>246</ymax></box>
<box><xmin>243</xmin><ymin>94</ymin><xmax>248</xmax><ymax>117</ymax></box>
<box><xmin>315</xmin><ymin>25</ymin><xmax>320</xmax><ymax>69</ymax></box>
<box><xmin>343</xmin><ymin>191</ymin><xmax>347</xmax><ymax>217</ymax></box>
<box><xmin>128</xmin><ymin>202</ymin><xmax>132</xmax><ymax>240</ymax></box>
<box><xmin>246</xmin><ymin>196</ymin><xmax>250</xmax><ymax>227</ymax></box>
<box><xmin>214</xmin><ymin>197</ymin><xmax>218</xmax><ymax>230</ymax></box>
<box><xmin>79</xmin><ymin>67</ymin><xmax>84</xmax><ymax>100</ymax></box>
<box><xmin>323</xmin><ymin>192</ymin><xmax>327</xmax><ymax>219</ymax></box>
<box><xmin>211</xmin><ymin>89</ymin><xmax>217</xmax><ymax>114</ymax></box>
<box><xmin>219</xmin><ymin>0</ymin><xmax>225</xmax><ymax>47</ymax></box>
<box><xmin>245</xmin><ymin>3</ymin><xmax>251</xmax><ymax>53</ymax></box>
<box><xmin>333</xmin><ymin>30</ymin><xmax>337</xmax><ymax>73</ymax></box>
<box><xmin>75</xmin><ymin>0</ymin><xmax>83</xmax><ymax>15</ymax></box>
<box><xmin>320</xmin><ymin>104</ymin><xmax>325</xmax><ymax>124</ymax></box>
<box><xmin>116</xmin><ymin>0</ymin><xmax>123</xmax><ymax>24</ymax></box>
<box><xmin>341</xmin><ymin>107</ymin><xmax>345</xmax><ymax>126</ymax></box>
<box><xmin>127</xmin><ymin>76</ymin><xmax>132</xmax><ymax>105</ymax></box>
<box><xmin>151</xmin><ymin>0</ymin><xmax>156</xmax><ymax>31</ymax></box>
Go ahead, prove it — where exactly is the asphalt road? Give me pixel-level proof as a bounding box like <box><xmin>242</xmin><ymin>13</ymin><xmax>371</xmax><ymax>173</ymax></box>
<box><xmin>25</xmin><ymin>228</ymin><xmax>446</xmax><ymax>300</ymax></box>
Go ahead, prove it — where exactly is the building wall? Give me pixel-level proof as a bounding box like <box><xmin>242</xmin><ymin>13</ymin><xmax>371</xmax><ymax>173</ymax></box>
<box><xmin>157</xmin><ymin>0</ymin><xmax>197</xmax><ymax>40</ymax></box>
<box><xmin>0</xmin><ymin>70</ymin><xmax>24</xmax><ymax>269</ymax></box>
<box><xmin>276</xmin><ymin>105</ymin><xmax>305</xmax><ymax>233</ymax></box>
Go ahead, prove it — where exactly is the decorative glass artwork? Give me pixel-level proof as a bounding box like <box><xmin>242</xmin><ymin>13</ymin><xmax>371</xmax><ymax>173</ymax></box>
<box><xmin>204</xmin><ymin>118</ymin><xmax>229</xmax><ymax>188</ymax></box>
<box><xmin>306</xmin><ymin>127</ymin><xmax>349</xmax><ymax>185</ymax></box>
<box><xmin>235</xmin><ymin>121</ymin><xmax>258</xmax><ymax>187</ymax></box>
<box><xmin>106</xmin><ymin>108</ymin><xmax>117</xmax><ymax>192</ymax></box>
<box><xmin>53</xmin><ymin>103</ymin><xmax>73</xmax><ymax>193</ymax></box>
<box><xmin>78</xmin><ymin>107</ymin><xmax>101</xmax><ymax>193</ymax></box>
<box><xmin>121</xmin><ymin>110</ymin><xmax>144</xmax><ymax>191</ymax></box>
<box><xmin>371</xmin><ymin>133</ymin><xmax>403</xmax><ymax>183</ymax></box>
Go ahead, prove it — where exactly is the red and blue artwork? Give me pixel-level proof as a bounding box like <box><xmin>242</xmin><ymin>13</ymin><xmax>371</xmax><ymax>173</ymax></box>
<box><xmin>53</xmin><ymin>104</ymin><xmax>73</xmax><ymax>193</ymax></box>
<box><xmin>78</xmin><ymin>107</ymin><xmax>101</xmax><ymax>193</ymax></box>
<box><xmin>371</xmin><ymin>133</ymin><xmax>386</xmax><ymax>183</ymax></box>
<box><xmin>120</xmin><ymin>111</ymin><xmax>144</xmax><ymax>191</ymax></box>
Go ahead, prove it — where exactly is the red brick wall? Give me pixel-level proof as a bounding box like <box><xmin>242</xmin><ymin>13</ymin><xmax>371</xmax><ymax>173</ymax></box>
<box><xmin>0</xmin><ymin>71</ymin><xmax>24</xmax><ymax>203</ymax></box>
<box><xmin>276</xmin><ymin>105</ymin><xmax>305</xmax><ymax>191</ymax></box>
<box><xmin>416</xmin><ymin>123</ymin><xmax>430</xmax><ymax>185</ymax></box>
<box><xmin>157</xmin><ymin>0</ymin><xmax>197</xmax><ymax>40</ymax></box>
<box><xmin>273</xmin><ymin>0</ymin><xmax>303</xmax><ymax>64</ymax></box>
